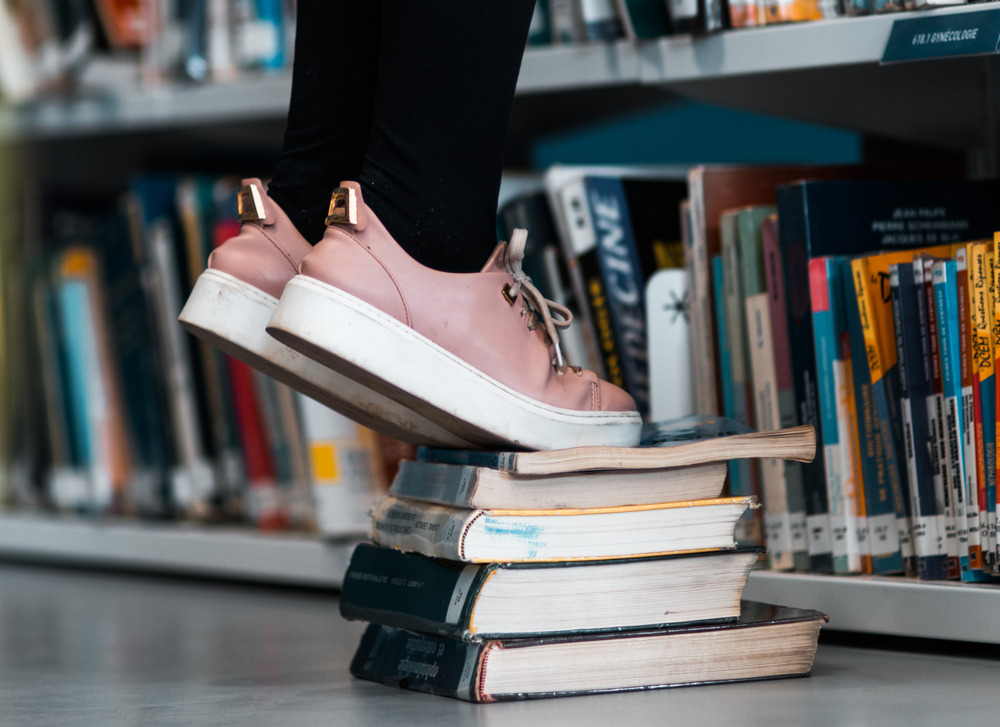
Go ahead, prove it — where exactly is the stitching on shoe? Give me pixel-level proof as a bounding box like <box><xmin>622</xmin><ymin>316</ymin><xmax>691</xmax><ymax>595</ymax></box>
<box><xmin>591</xmin><ymin>382</ymin><xmax>600</xmax><ymax>411</ymax></box>
<box><xmin>338</xmin><ymin>228</ymin><xmax>411</xmax><ymax>327</ymax></box>
<box><xmin>258</xmin><ymin>225</ymin><xmax>300</xmax><ymax>274</ymax></box>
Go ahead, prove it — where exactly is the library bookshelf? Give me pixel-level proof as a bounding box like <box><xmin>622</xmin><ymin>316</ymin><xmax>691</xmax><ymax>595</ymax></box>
<box><xmin>3</xmin><ymin>6</ymin><xmax>1000</xmax><ymax>645</ymax></box>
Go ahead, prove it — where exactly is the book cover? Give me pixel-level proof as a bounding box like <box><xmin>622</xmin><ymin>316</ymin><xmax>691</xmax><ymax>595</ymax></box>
<box><xmin>349</xmin><ymin>601</ymin><xmax>826</xmax><ymax>702</ymax></box>
<box><xmin>369</xmin><ymin>495</ymin><xmax>757</xmax><ymax>563</ymax></box>
<box><xmin>808</xmin><ymin>256</ymin><xmax>868</xmax><ymax>574</ymax></box>
<box><xmin>340</xmin><ymin>543</ymin><xmax>761</xmax><ymax>639</ymax></box>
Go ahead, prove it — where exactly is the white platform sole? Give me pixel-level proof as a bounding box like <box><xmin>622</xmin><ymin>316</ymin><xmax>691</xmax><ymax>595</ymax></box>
<box><xmin>178</xmin><ymin>269</ymin><xmax>475</xmax><ymax>448</ymax></box>
<box><xmin>266</xmin><ymin>275</ymin><xmax>643</xmax><ymax>451</ymax></box>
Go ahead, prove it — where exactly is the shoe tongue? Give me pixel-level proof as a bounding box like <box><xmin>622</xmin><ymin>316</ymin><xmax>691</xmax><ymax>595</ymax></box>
<box><xmin>480</xmin><ymin>242</ymin><xmax>508</xmax><ymax>273</ymax></box>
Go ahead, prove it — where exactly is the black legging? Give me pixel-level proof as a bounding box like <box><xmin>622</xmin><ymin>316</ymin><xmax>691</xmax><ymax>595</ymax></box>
<box><xmin>267</xmin><ymin>0</ymin><xmax>537</xmax><ymax>274</ymax></box>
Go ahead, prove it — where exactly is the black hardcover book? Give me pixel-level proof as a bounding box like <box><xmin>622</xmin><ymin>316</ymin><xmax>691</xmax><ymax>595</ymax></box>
<box><xmin>349</xmin><ymin>601</ymin><xmax>826</xmax><ymax>702</ymax></box>
<box><xmin>340</xmin><ymin>543</ymin><xmax>761</xmax><ymax>639</ymax></box>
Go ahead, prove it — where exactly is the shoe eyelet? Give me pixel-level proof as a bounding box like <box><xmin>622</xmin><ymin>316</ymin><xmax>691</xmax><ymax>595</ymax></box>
<box><xmin>501</xmin><ymin>283</ymin><xmax>517</xmax><ymax>307</ymax></box>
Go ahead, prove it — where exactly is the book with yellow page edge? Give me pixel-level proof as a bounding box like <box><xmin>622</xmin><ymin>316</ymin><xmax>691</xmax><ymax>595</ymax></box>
<box><xmin>349</xmin><ymin>600</ymin><xmax>827</xmax><ymax>702</ymax></box>
<box><xmin>369</xmin><ymin>495</ymin><xmax>758</xmax><ymax>564</ymax></box>
<box><xmin>415</xmin><ymin>415</ymin><xmax>816</xmax><ymax>478</ymax></box>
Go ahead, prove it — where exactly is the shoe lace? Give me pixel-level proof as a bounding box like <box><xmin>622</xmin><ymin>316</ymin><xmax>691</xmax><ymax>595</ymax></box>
<box><xmin>504</xmin><ymin>228</ymin><xmax>577</xmax><ymax>373</ymax></box>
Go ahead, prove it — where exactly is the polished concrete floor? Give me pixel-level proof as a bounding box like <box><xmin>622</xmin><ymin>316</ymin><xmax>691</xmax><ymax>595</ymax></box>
<box><xmin>2</xmin><ymin>562</ymin><xmax>999</xmax><ymax>727</ymax></box>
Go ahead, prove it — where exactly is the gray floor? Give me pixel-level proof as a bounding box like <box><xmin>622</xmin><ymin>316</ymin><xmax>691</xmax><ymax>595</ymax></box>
<box><xmin>2</xmin><ymin>563</ymin><xmax>999</xmax><ymax>727</ymax></box>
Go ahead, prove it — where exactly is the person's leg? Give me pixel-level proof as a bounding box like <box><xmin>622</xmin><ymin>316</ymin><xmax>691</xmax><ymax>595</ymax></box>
<box><xmin>358</xmin><ymin>1</ymin><xmax>537</xmax><ymax>273</ymax></box>
<box><xmin>267</xmin><ymin>0</ymin><xmax>383</xmax><ymax>244</ymax></box>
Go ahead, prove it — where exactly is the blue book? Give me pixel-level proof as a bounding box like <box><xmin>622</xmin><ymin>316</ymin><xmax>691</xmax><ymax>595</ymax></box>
<box><xmin>933</xmin><ymin>259</ymin><xmax>973</xmax><ymax>577</ymax></box>
<box><xmin>55</xmin><ymin>278</ymin><xmax>95</xmax><ymax>483</ymax></box>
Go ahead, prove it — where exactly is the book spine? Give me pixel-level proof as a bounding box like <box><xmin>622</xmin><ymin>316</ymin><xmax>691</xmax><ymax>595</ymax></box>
<box><xmin>993</xmin><ymin>235</ymin><xmax>1000</xmax><ymax>572</ymax></box>
<box><xmin>579</xmin><ymin>0</ymin><xmax>625</xmax><ymax>40</ymax></box>
<box><xmin>552</xmin><ymin>176</ymin><xmax>608</xmax><ymax>376</ymax></box>
<box><xmin>890</xmin><ymin>262</ymin><xmax>948</xmax><ymax>580</ymax></box>
<box><xmin>844</xmin><ymin>258</ymin><xmax>903</xmax><ymax>574</ymax></box>
<box><xmin>808</xmin><ymin>257</ymin><xmax>866</xmax><ymax>574</ymax></box>
<box><xmin>390</xmin><ymin>460</ymin><xmax>479</xmax><ymax>508</ymax></box>
<box><xmin>956</xmin><ymin>247</ymin><xmax>984</xmax><ymax>575</ymax></box>
<box><xmin>763</xmin><ymin>214</ymin><xmax>831</xmax><ymax>573</ymax></box>
<box><xmin>923</xmin><ymin>258</ymin><xmax>960</xmax><ymax>574</ymax></box>
<box><xmin>298</xmin><ymin>392</ymin><xmax>381</xmax><ymax>538</ymax></box>
<box><xmin>370</xmin><ymin>499</ymin><xmax>468</xmax><ymax>561</ymax></box>
<box><xmin>584</xmin><ymin>176</ymin><xmax>651</xmax><ymax>414</ymax></box>
<box><xmin>739</xmin><ymin>206</ymin><xmax>806</xmax><ymax>570</ymax></box>
<box><xmin>719</xmin><ymin>210</ymin><xmax>762</xmax><ymax>546</ymax></box>
<box><xmin>968</xmin><ymin>243</ymin><xmax>997</xmax><ymax>578</ymax></box>
<box><xmin>933</xmin><ymin>259</ymin><xmax>972</xmax><ymax>576</ymax></box>
<box><xmin>415</xmin><ymin>447</ymin><xmax>518</xmax><ymax>472</ymax></box>
<box><xmin>340</xmin><ymin>545</ymin><xmax>487</xmax><ymax>638</ymax></box>
<box><xmin>852</xmin><ymin>255</ymin><xmax>915</xmax><ymax>575</ymax></box>
<box><xmin>685</xmin><ymin>168</ymin><xmax>719</xmax><ymax>416</ymax></box>
<box><xmin>350</xmin><ymin>623</ymin><xmax>484</xmax><ymax>702</ymax></box>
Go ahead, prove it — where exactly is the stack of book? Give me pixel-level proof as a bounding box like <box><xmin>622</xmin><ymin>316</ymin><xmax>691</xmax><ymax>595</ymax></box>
<box><xmin>339</xmin><ymin>416</ymin><xmax>827</xmax><ymax>702</ymax></box>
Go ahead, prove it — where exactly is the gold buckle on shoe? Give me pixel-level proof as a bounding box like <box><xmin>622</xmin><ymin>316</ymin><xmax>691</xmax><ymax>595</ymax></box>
<box><xmin>326</xmin><ymin>187</ymin><xmax>358</xmax><ymax>226</ymax></box>
<box><xmin>238</xmin><ymin>184</ymin><xmax>266</xmax><ymax>222</ymax></box>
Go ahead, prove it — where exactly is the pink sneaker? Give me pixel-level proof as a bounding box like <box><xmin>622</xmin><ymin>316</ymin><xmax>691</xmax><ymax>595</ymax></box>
<box><xmin>178</xmin><ymin>179</ymin><xmax>475</xmax><ymax>448</ymax></box>
<box><xmin>266</xmin><ymin>181</ymin><xmax>642</xmax><ymax>451</ymax></box>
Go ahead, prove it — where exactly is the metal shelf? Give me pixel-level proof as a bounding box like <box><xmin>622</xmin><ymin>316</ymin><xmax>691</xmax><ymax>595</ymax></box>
<box><xmin>5</xmin><ymin>6</ymin><xmax>999</xmax><ymax>149</ymax></box>
<box><xmin>3</xmin><ymin>512</ymin><xmax>1000</xmax><ymax>643</ymax></box>
<box><xmin>745</xmin><ymin>570</ymin><xmax>1000</xmax><ymax>644</ymax></box>
<box><xmin>0</xmin><ymin>513</ymin><xmax>354</xmax><ymax>589</ymax></box>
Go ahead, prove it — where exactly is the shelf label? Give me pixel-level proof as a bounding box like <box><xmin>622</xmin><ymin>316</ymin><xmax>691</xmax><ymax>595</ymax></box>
<box><xmin>882</xmin><ymin>10</ymin><xmax>1000</xmax><ymax>64</ymax></box>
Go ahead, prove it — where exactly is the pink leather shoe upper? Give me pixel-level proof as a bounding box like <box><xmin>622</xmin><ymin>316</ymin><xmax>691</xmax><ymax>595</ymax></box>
<box><xmin>299</xmin><ymin>181</ymin><xmax>638</xmax><ymax>415</ymax></box>
<box><xmin>207</xmin><ymin>178</ymin><xmax>312</xmax><ymax>300</ymax></box>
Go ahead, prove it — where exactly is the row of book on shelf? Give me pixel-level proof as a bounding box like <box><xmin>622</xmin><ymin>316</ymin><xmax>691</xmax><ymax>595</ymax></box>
<box><xmin>3</xmin><ymin>0</ymin><xmax>980</xmax><ymax>105</ymax></box>
<box><xmin>0</xmin><ymin>0</ymin><xmax>297</xmax><ymax>103</ymax></box>
<box><xmin>678</xmin><ymin>164</ymin><xmax>1000</xmax><ymax>584</ymax></box>
<box><xmin>0</xmin><ymin>172</ymin><xmax>407</xmax><ymax>538</ymax></box>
